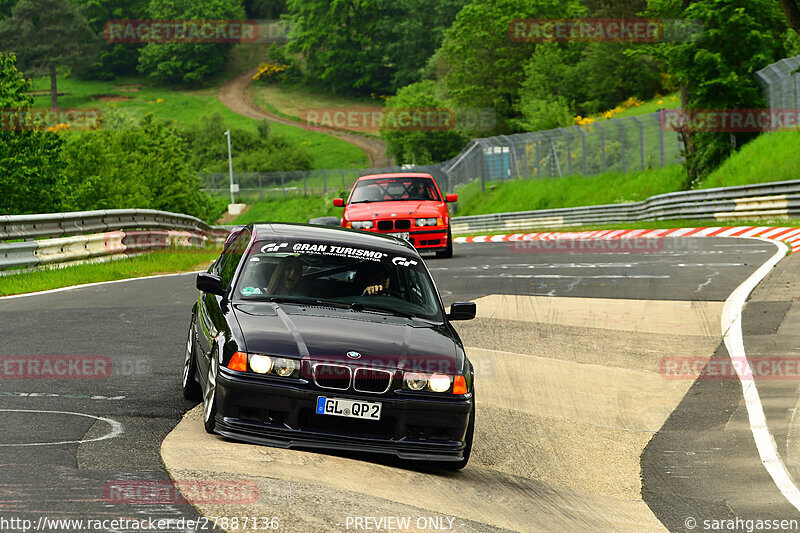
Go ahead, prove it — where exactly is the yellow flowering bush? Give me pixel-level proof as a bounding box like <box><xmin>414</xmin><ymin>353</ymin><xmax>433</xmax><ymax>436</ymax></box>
<box><xmin>253</xmin><ymin>62</ymin><xmax>289</xmax><ymax>82</ymax></box>
<box><xmin>46</xmin><ymin>123</ymin><xmax>72</xmax><ymax>133</ymax></box>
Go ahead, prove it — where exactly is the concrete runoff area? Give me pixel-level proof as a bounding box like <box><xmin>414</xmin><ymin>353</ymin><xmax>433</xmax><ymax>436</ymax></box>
<box><xmin>162</xmin><ymin>294</ymin><xmax>725</xmax><ymax>532</ymax></box>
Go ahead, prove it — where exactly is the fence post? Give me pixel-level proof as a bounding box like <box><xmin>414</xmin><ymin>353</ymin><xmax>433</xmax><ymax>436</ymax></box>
<box><xmin>631</xmin><ymin>116</ymin><xmax>644</xmax><ymax>169</ymax></box>
<box><xmin>323</xmin><ymin>170</ymin><xmax>327</xmax><ymax>194</ymax></box>
<box><xmin>280</xmin><ymin>172</ymin><xmax>285</xmax><ymax>198</ymax></box>
<box><xmin>611</xmin><ymin>118</ymin><xmax>625</xmax><ymax>173</ymax></box>
<box><xmin>340</xmin><ymin>169</ymin><xmax>345</xmax><ymax>189</ymax></box>
<box><xmin>559</xmin><ymin>128</ymin><xmax>572</xmax><ymax>176</ymax></box>
<box><xmin>598</xmin><ymin>123</ymin><xmax>607</xmax><ymax>171</ymax></box>
<box><xmin>258</xmin><ymin>173</ymin><xmax>263</xmax><ymax>201</ymax></box>
<box><xmin>303</xmin><ymin>172</ymin><xmax>307</xmax><ymax>197</ymax></box>
<box><xmin>535</xmin><ymin>137</ymin><xmax>541</xmax><ymax>178</ymax></box>
<box><xmin>579</xmin><ymin>128</ymin><xmax>587</xmax><ymax>175</ymax></box>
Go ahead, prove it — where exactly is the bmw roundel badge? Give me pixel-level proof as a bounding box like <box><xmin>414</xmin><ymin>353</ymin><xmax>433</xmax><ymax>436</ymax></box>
<box><xmin>346</xmin><ymin>351</ymin><xmax>362</xmax><ymax>359</ymax></box>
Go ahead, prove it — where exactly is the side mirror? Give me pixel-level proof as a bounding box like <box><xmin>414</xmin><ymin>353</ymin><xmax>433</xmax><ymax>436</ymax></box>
<box><xmin>333</xmin><ymin>198</ymin><xmax>344</xmax><ymax>207</ymax></box>
<box><xmin>196</xmin><ymin>273</ymin><xmax>225</xmax><ymax>297</ymax></box>
<box><xmin>445</xmin><ymin>193</ymin><xmax>458</xmax><ymax>203</ymax></box>
<box><xmin>448</xmin><ymin>301</ymin><xmax>476</xmax><ymax>321</ymax></box>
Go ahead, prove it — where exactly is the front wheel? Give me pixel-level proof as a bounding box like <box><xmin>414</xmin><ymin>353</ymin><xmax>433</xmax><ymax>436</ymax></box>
<box><xmin>435</xmin><ymin>229</ymin><xmax>453</xmax><ymax>259</ymax></box>
<box><xmin>181</xmin><ymin>321</ymin><xmax>202</xmax><ymax>401</ymax></box>
<box><xmin>203</xmin><ymin>350</ymin><xmax>219</xmax><ymax>434</ymax></box>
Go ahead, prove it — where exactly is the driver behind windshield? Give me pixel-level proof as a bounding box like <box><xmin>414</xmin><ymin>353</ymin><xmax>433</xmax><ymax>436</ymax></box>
<box><xmin>413</xmin><ymin>181</ymin><xmax>435</xmax><ymax>200</ymax></box>
<box><xmin>359</xmin><ymin>263</ymin><xmax>392</xmax><ymax>296</ymax></box>
<box><xmin>267</xmin><ymin>256</ymin><xmax>303</xmax><ymax>295</ymax></box>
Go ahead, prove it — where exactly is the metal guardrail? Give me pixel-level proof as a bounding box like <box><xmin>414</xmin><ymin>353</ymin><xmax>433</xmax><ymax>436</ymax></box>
<box><xmin>0</xmin><ymin>209</ymin><xmax>212</xmax><ymax>241</ymax></box>
<box><xmin>450</xmin><ymin>179</ymin><xmax>800</xmax><ymax>235</ymax></box>
<box><xmin>0</xmin><ymin>209</ymin><xmax>226</xmax><ymax>271</ymax></box>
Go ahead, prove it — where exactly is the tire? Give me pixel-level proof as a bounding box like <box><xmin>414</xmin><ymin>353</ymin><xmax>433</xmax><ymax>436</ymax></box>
<box><xmin>203</xmin><ymin>349</ymin><xmax>219</xmax><ymax>434</ymax></box>
<box><xmin>435</xmin><ymin>229</ymin><xmax>453</xmax><ymax>259</ymax></box>
<box><xmin>181</xmin><ymin>321</ymin><xmax>202</xmax><ymax>401</ymax></box>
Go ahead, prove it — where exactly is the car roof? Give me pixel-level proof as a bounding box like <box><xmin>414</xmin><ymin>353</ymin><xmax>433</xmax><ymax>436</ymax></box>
<box><xmin>357</xmin><ymin>173</ymin><xmax>435</xmax><ymax>181</ymax></box>
<box><xmin>249</xmin><ymin>222</ymin><xmax>418</xmax><ymax>254</ymax></box>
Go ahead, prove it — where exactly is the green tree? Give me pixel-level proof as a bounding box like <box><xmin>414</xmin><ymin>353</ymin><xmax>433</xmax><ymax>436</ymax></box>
<box><xmin>137</xmin><ymin>0</ymin><xmax>246</xmax><ymax>84</ymax></box>
<box><xmin>654</xmin><ymin>0</ymin><xmax>786</xmax><ymax>182</ymax></box>
<box><xmin>384</xmin><ymin>0</ymin><xmax>468</xmax><ymax>90</ymax></box>
<box><xmin>285</xmin><ymin>0</ymin><xmax>398</xmax><ymax>95</ymax></box>
<box><xmin>178</xmin><ymin>112</ymin><xmax>312</xmax><ymax>173</ymax></box>
<box><xmin>380</xmin><ymin>80</ymin><xmax>469</xmax><ymax>164</ymax></box>
<box><xmin>0</xmin><ymin>0</ymin><xmax>17</xmax><ymax>18</ymax></box>
<box><xmin>244</xmin><ymin>0</ymin><xmax>285</xmax><ymax>18</ymax></box>
<box><xmin>76</xmin><ymin>0</ymin><xmax>149</xmax><ymax>78</ymax></box>
<box><xmin>0</xmin><ymin>0</ymin><xmax>98</xmax><ymax>110</ymax></box>
<box><xmin>432</xmin><ymin>0</ymin><xmax>584</xmax><ymax>134</ymax></box>
<box><xmin>0</xmin><ymin>53</ymin><xmax>66</xmax><ymax>215</ymax></box>
<box><xmin>61</xmin><ymin>115</ymin><xmax>224</xmax><ymax>221</ymax></box>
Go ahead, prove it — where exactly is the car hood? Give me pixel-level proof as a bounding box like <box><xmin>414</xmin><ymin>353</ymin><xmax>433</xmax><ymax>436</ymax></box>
<box><xmin>233</xmin><ymin>303</ymin><xmax>462</xmax><ymax>373</ymax></box>
<box><xmin>345</xmin><ymin>201</ymin><xmax>443</xmax><ymax>220</ymax></box>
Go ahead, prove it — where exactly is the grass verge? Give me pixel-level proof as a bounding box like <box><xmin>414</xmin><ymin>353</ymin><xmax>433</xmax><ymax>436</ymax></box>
<box><xmin>0</xmin><ymin>247</ymin><xmax>221</xmax><ymax>297</ymax></box>
<box><xmin>231</xmin><ymin>193</ymin><xmax>345</xmax><ymax>225</ymax></box>
<box><xmin>29</xmin><ymin>76</ymin><xmax>368</xmax><ymax>170</ymax></box>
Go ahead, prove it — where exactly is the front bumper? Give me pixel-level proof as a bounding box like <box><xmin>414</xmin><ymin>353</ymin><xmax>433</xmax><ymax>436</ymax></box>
<box><xmin>214</xmin><ymin>368</ymin><xmax>473</xmax><ymax>462</ymax></box>
<box><xmin>407</xmin><ymin>229</ymin><xmax>449</xmax><ymax>251</ymax></box>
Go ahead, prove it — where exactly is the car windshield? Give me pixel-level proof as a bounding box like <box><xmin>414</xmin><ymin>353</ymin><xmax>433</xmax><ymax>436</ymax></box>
<box><xmin>235</xmin><ymin>240</ymin><xmax>443</xmax><ymax>321</ymax></box>
<box><xmin>349</xmin><ymin>177</ymin><xmax>440</xmax><ymax>203</ymax></box>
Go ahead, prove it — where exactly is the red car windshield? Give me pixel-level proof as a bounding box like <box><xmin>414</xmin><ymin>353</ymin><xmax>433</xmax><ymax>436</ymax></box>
<box><xmin>349</xmin><ymin>177</ymin><xmax>440</xmax><ymax>203</ymax></box>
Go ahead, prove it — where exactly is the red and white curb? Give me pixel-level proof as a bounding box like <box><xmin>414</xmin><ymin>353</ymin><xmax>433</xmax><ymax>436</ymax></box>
<box><xmin>454</xmin><ymin>227</ymin><xmax>800</xmax><ymax>253</ymax></box>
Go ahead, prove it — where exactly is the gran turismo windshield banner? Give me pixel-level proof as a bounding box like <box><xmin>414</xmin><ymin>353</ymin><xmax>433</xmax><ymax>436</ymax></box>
<box><xmin>258</xmin><ymin>240</ymin><xmax>420</xmax><ymax>268</ymax></box>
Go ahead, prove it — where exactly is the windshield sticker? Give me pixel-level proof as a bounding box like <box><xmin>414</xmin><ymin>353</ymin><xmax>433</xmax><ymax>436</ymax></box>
<box><xmin>289</xmin><ymin>242</ymin><xmax>387</xmax><ymax>261</ymax></box>
<box><xmin>392</xmin><ymin>256</ymin><xmax>418</xmax><ymax>267</ymax></box>
<box><xmin>260</xmin><ymin>242</ymin><xmax>289</xmax><ymax>253</ymax></box>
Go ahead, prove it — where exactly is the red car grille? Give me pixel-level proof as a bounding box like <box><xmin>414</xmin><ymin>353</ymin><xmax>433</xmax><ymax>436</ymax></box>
<box><xmin>376</xmin><ymin>220</ymin><xmax>411</xmax><ymax>231</ymax></box>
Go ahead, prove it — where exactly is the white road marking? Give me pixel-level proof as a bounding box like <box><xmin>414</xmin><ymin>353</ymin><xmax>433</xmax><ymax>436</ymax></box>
<box><xmin>0</xmin><ymin>271</ymin><xmax>200</xmax><ymax>300</ymax></box>
<box><xmin>721</xmin><ymin>238</ymin><xmax>800</xmax><ymax>511</ymax></box>
<box><xmin>0</xmin><ymin>409</ymin><xmax>123</xmax><ymax>447</ymax></box>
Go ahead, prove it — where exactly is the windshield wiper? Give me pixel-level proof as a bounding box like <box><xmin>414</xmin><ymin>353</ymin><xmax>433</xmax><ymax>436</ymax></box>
<box><xmin>262</xmin><ymin>296</ymin><xmax>353</xmax><ymax>309</ymax></box>
<box><xmin>349</xmin><ymin>302</ymin><xmax>416</xmax><ymax>319</ymax></box>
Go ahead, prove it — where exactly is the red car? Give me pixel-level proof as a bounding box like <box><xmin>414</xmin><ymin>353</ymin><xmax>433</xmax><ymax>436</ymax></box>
<box><xmin>333</xmin><ymin>173</ymin><xmax>457</xmax><ymax>258</ymax></box>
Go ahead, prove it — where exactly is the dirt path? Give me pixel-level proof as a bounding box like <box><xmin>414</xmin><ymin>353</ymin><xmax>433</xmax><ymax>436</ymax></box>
<box><xmin>218</xmin><ymin>67</ymin><xmax>391</xmax><ymax>168</ymax></box>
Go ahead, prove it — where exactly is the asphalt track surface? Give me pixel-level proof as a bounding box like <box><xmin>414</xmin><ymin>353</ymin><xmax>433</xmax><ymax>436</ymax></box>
<box><xmin>1</xmin><ymin>237</ymin><xmax>798</xmax><ymax>532</ymax></box>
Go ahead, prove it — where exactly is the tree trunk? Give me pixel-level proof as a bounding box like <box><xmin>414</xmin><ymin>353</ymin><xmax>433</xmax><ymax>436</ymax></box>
<box><xmin>50</xmin><ymin>64</ymin><xmax>58</xmax><ymax>112</ymax></box>
<box><xmin>778</xmin><ymin>0</ymin><xmax>800</xmax><ymax>32</ymax></box>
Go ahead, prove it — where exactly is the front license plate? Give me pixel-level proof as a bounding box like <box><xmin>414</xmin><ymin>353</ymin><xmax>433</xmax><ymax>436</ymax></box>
<box><xmin>316</xmin><ymin>396</ymin><xmax>382</xmax><ymax>421</ymax></box>
<box><xmin>390</xmin><ymin>232</ymin><xmax>410</xmax><ymax>240</ymax></box>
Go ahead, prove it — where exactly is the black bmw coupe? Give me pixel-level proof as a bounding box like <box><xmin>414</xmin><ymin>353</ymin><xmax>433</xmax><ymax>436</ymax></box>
<box><xmin>182</xmin><ymin>223</ymin><xmax>477</xmax><ymax>468</ymax></box>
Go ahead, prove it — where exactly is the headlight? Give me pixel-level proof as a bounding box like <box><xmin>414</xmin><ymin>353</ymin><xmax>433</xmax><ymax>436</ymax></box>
<box><xmin>428</xmin><ymin>374</ymin><xmax>451</xmax><ymax>393</ymax></box>
<box><xmin>249</xmin><ymin>354</ymin><xmax>273</xmax><ymax>374</ymax></box>
<box><xmin>404</xmin><ymin>372</ymin><xmax>427</xmax><ymax>391</ymax></box>
<box><xmin>403</xmin><ymin>372</ymin><xmax>459</xmax><ymax>393</ymax></box>
<box><xmin>274</xmin><ymin>357</ymin><xmax>298</xmax><ymax>377</ymax></box>
<box><xmin>415</xmin><ymin>218</ymin><xmax>439</xmax><ymax>227</ymax></box>
<box><xmin>247</xmin><ymin>354</ymin><xmax>298</xmax><ymax>378</ymax></box>
<box><xmin>351</xmin><ymin>220</ymin><xmax>373</xmax><ymax>229</ymax></box>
